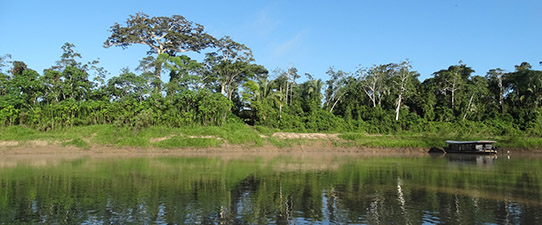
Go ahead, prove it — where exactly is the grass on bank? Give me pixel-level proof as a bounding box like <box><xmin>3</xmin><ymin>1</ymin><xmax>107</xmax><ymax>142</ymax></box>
<box><xmin>152</xmin><ymin>136</ymin><xmax>223</xmax><ymax>148</ymax></box>
<box><xmin>1</xmin><ymin>125</ymin><xmax>542</xmax><ymax>150</ymax></box>
<box><xmin>62</xmin><ymin>138</ymin><xmax>90</xmax><ymax>150</ymax></box>
<box><xmin>0</xmin><ymin>124</ymin><xmax>264</xmax><ymax>149</ymax></box>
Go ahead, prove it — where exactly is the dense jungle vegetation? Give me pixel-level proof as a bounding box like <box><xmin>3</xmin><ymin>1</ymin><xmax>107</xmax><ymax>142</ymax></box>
<box><xmin>1</xmin><ymin>13</ymin><xmax>541</xmax><ymax>147</ymax></box>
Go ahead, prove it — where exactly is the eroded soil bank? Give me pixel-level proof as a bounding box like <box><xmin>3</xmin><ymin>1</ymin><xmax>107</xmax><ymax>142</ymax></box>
<box><xmin>1</xmin><ymin>130</ymin><xmax>541</xmax><ymax>158</ymax></box>
<box><xmin>1</xmin><ymin>143</ymin><xmax>541</xmax><ymax>158</ymax></box>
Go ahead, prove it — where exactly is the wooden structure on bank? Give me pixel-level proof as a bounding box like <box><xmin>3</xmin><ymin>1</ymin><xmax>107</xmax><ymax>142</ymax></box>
<box><xmin>444</xmin><ymin>140</ymin><xmax>497</xmax><ymax>154</ymax></box>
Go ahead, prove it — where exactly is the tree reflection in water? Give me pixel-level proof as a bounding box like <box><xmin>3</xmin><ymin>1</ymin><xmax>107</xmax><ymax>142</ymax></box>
<box><xmin>0</xmin><ymin>154</ymin><xmax>541</xmax><ymax>224</ymax></box>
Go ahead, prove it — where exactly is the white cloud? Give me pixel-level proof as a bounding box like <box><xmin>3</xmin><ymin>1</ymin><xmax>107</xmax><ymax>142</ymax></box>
<box><xmin>273</xmin><ymin>29</ymin><xmax>309</xmax><ymax>57</ymax></box>
<box><xmin>251</xmin><ymin>10</ymin><xmax>280</xmax><ymax>37</ymax></box>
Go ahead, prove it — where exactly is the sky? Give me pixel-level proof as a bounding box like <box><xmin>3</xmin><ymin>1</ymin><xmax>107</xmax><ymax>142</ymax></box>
<box><xmin>1</xmin><ymin>0</ymin><xmax>541</xmax><ymax>82</ymax></box>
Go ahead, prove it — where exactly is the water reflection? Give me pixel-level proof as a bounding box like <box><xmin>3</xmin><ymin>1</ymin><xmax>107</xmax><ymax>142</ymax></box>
<box><xmin>445</xmin><ymin>153</ymin><xmax>498</xmax><ymax>167</ymax></box>
<box><xmin>0</xmin><ymin>153</ymin><xmax>541</xmax><ymax>224</ymax></box>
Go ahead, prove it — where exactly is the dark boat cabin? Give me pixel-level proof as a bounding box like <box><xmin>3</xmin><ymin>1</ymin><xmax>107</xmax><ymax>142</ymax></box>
<box><xmin>444</xmin><ymin>140</ymin><xmax>497</xmax><ymax>154</ymax></box>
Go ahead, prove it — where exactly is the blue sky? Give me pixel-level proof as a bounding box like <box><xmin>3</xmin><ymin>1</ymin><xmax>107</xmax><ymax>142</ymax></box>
<box><xmin>1</xmin><ymin>0</ymin><xmax>540</xmax><ymax>82</ymax></box>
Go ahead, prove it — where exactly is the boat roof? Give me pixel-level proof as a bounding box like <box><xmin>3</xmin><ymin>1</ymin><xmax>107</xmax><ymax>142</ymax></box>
<box><xmin>445</xmin><ymin>140</ymin><xmax>496</xmax><ymax>144</ymax></box>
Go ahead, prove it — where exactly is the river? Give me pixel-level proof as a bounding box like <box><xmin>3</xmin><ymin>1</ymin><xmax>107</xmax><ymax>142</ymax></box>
<box><xmin>0</xmin><ymin>152</ymin><xmax>540</xmax><ymax>224</ymax></box>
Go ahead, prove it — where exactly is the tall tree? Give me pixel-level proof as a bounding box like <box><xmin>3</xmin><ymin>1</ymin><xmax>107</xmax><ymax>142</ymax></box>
<box><xmin>461</xmin><ymin>76</ymin><xmax>489</xmax><ymax>121</ymax></box>
<box><xmin>287</xmin><ymin>66</ymin><xmax>299</xmax><ymax>105</ymax></box>
<box><xmin>107</xmin><ymin>68</ymin><xmax>149</xmax><ymax>101</ymax></box>
<box><xmin>358</xmin><ymin>64</ymin><xmax>392</xmax><ymax>108</ymax></box>
<box><xmin>324</xmin><ymin>67</ymin><xmax>349</xmax><ymax>113</ymax></box>
<box><xmin>433</xmin><ymin>62</ymin><xmax>474</xmax><ymax>116</ymax></box>
<box><xmin>505</xmin><ymin>62</ymin><xmax>542</xmax><ymax>125</ymax></box>
<box><xmin>159</xmin><ymin>54</ymin><xmax>205</xmax><ymax>95</ymax></box>
<box><xmin>45</xmin><ymin>43</ymin><xmax>97</xmax><ymax>102</ymax></box>
<box><xmin>486</xmin><ymin>68</ymin><xmax>506</xmax><ymax>114</ymax></box>
<box><xmin>391</xmin><ymin>60</ymin><xmax>418</xmax><ymax>121</ymax></box>
<box><xmin>8</xmin><ymin>61</ymin><xmax>42</xmax><ymax>107</ymax></box>
<box><xmin>104</xmin><ymin>12</ymin><xmax>215</xmax><ymax>80</ymax></box>
<box><xmin>299</xmin><ymin>76</ymin><xmax>324</xmax><ymax>114</ymax></box>
<box><xmin>206</xmin><ymin>36</ymin><xmax>261</xmax><ymax>100</ymax></box>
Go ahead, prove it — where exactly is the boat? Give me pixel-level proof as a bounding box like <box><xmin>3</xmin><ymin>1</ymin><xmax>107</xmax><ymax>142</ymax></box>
<box><xmin>443</xmin><ymin>140</ymin><xmax>497</xmax><ymax>154</ymax></box>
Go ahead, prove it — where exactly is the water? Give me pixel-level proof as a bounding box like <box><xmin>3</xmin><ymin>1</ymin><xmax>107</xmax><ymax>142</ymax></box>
<box><xmin>0</xmin><ymin>152</ymin><xmax>541</xmax><ymax>224</ymax></box>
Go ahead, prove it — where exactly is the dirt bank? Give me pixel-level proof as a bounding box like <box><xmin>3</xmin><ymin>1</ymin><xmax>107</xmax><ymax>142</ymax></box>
<box><xmin>0</xmin><ymin>143</ymin><xmax>429</xmax><ymax>155</ymax></box>
<box><xmin>2</xmin><ymin>131</ymin><xmax>541</xmax><ymax>156</ymax></box>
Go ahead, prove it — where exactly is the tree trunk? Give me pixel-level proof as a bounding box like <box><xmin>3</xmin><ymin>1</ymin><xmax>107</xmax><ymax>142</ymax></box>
<box><xmin>498</xmin><ymin>79</ymin><xmax>504</xmax><ymax>114</ymax></box>
<box><xmin>285</xmin><ymin>82</ymin><xmax>289</xmax><ymax>105</ymax></box>
<box><xmin>290</xmin><ymin>81</ymin><xmax>294</xmax><ymax>105</ymax></box>
<box><xmin>451</xmin><ymin>83</ymin><xmax>455</xmax><ymax>112</ymax></box>
<box><xmin>228</xmin><ymin>88</ymin><xmax>234</xmax><ymax>101</ymax></box>
<box><xmin>279</xmin><ymin>104</ymin><xmax>282</xmax><ymax>120</ymax></box>
<box><xmin>220</xmin><ymin>83</ymin><xmax>226</xmax><ymax>96</ymax></box>
<box><xmin>329</xmin><ymin>96</ymin><xmax>340</xmax><ymax>113</ymax></box>
<box><xmin>462</xmin><ymin>94</ymin><xmax>474</xmax><ymax>121</ymax></box>
<box><xmin>395</xmin><ymin>94</ymin><xmax>402</xmax><ymax>121</ymax></box>
<box><xmin>154</xmin><ymin>62</ymin><xmax>162</xmax><ymax>80</ymax></box>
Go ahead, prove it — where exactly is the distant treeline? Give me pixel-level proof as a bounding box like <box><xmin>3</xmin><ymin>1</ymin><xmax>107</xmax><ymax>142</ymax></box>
<box><xmin>0</xmin><ymin>13</ymin><xmax>541</xmax><ymax>136</ymax></box>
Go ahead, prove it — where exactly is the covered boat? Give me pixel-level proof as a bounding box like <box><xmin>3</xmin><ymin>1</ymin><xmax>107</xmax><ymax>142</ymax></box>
<box><xmin>444</xmin><ymin>140</ymin><xmax>497</xmax><ymax>154</ymax></box>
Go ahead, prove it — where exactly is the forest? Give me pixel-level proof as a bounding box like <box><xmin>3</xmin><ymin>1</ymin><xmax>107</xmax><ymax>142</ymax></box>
<box><xmin>1</xmin><ymin>13</ymin><xmax>542</xmax><ymax>141</ymax></box>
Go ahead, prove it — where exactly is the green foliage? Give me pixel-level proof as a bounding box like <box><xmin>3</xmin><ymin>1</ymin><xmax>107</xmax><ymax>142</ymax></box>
<box><xmin>88</xmin><ymin>125</ymin><xmax>143</xmax><ymax>147</ymax></box>
<box><xmin>526</xmin><ymin>111</ymin><xmax>542</xmax><ymax>137</ymax></box>
<box><xmin>304</xmin><ymin>110</ymin><xmax>347</xmax><ymax>132</ymax></box>
<box><xmin>0</xmin><ymin>126</ymin><xmax>36</xmax><ymax>140</ymax></box>
<box><xmin>104</xmin><ymin>12</ymin><xmax>215</xmax><ymax>80</ymax></box>
<box><xmin>63</xmin><ymin>138</ymin><xmax>89</xmax><ymax>150</ymax></box>
<box><xmin>1</xmin><ymin>17</ymin><xmax>542</xmax><ymax>150</ymax></box>
<box><xmin>153</xmin><ymin>136</ymin><xmax>223</xmax><ymax>148</ymax></box>
<box><xmin>181</xmin><ymin>123</ymin><xmax>263</xmax><ymax>146</ymax></box>
<box><xmin>254</xmin><ymin>125</ymin><xmax>277</xmax><ymax>137</ymax></box>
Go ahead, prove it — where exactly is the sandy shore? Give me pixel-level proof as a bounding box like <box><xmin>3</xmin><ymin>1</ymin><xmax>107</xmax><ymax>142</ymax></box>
<box><xmin>0</xmin><ymin>143</ymin><xmax>429</xmax><ymax>155</ymax></box>
<box><xmin>1</xmin><ymin>140</ymin><xmax>541</xmax><ymax>159</ymax></box>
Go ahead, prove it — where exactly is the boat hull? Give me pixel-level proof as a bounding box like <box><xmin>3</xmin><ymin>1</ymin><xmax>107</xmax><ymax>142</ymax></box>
<box><xmin>444</xmin><ymin>147</ymin><xmax>497</xmax><ymax>154</ymax></box>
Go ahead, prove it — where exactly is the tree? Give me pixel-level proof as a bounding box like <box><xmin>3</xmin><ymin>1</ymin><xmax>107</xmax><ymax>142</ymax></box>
<box><xmin>104</xmin><ymin>12</ymin><xmax>215</xmax><ymax>80</ymax></box>
<box><xmin>505</xmin><ymin>62</ymin><xmax>542</xmax><ymax>126</ymax></box>
<box><xmin>8</xmin><ymin>61</ymin><xmax>42</xmax><ymax>107</ymax></box>
<box><xmin>324</xmin><ymin>67</ymin><xmax>349</xmax><ymax>113</ymax></box>
<box><xmin>241</xmin><ymin>77</ymin><xmax>279</xmax><ymax>124</ymax></box>
<box><xmin>46</xmin><ymin>43</ymin><xmax>96</xmax><ymax>101</ymax></box>
<box><xmin>0</xmin><ymin>54</ymin><xmax>11</xmax><ymax>74</ymax></box>
<box><xmin>358</xmin><ymin>64</ymin><xmax>392</xmax><ymax>108</ymax></box>
<box><xmin>391</xmin><ymin>60</ymin><xmax>418</xmax><ymax>121</ymax></box>
<box><xmin>286</xmin><ymin>66</ymin><xmax>299</xmax><ymax>105</ymax></box>
<box><xmin>299</xmin><ymin>75</ymin><xmax>324</xmax><ymax>114</ymax></box>
<box><xmin>433</xmin><ymin>62</ymin><xmax>474</xmax><ymax>117</ymax></box>
<box><xmin>486</xmin><ymin>68</ymin><xmax>506</xmax><ymax>114</ymax></box>
<box><xmin>52</xmin><ymin>43</ymin><xmax>82</xmax><ymax>71</ymax></box>
<box><xmin>159</xmin><ymin>54</ymin><xmax>205</xmax><ymax>95</ymax></box>
<box><xmin>461</xmin><ymin>76</ymin><xmax>489</xmax><ymax>121</ymax></box>
<box><xmin>416</xmin><ymin>78</ymin><xmax>438</xmax><ymax>121</ymax></box>
<box><xmin>206</xmin><ymin>36</ymin><xmax>263</xmax><ymax>101</ymax></box>
<box><xmin>107</xmin><ymin>68</ymin><xmax>149</xmax><ymax>101</ymax></box>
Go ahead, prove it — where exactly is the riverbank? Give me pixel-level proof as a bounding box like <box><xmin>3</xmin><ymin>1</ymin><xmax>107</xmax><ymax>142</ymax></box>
<box><xmin>1</xmin><ymin>139</ymin><xmax>541</xmax><ymax>156</ymax></box>
<box><xmin>1</xmin><ymin>124</ymin><xmax>542</xmax><ymax>154</ymax></box>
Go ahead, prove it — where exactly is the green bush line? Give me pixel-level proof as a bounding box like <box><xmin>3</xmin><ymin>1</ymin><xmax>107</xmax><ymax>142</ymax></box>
<box><xmin>0</xmin><ymin>124</ymin><xmax>541</xmax><ymax>150</ymax></box>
